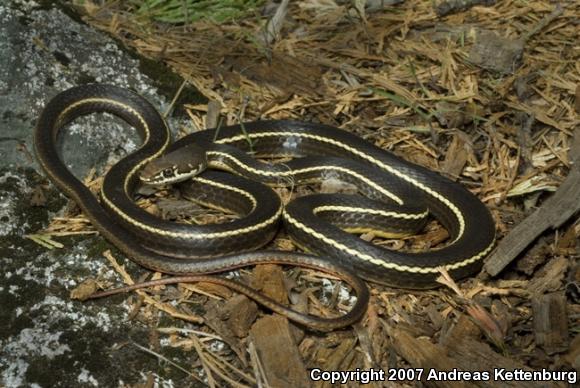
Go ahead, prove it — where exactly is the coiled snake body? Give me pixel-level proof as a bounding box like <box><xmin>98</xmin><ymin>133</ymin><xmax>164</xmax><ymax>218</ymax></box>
<box><xmin>34</xmin><ymin>84</ymin><xmax>495</xmax><ymax>331</ymax></box>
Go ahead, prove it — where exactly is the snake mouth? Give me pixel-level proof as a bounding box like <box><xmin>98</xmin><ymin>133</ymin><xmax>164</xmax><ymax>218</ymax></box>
<box><xmin>140</xmin><ymin>142</ymin><xmax>209</xmax><ymax>185</ymax></box>
<box><xmin>139</xmin><ymin>166</ymin><xmax>203</xmax><ymax>186</ymax></box>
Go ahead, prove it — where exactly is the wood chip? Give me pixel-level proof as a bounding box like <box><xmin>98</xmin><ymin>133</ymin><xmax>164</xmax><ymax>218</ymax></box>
<box><xmin>527</xmin><ymin>257</ymin><xmax>569</xmax><ymax>296</ymax></box>
<box><xmin>250</xmin><ymin>264</ymin><xmax>289</xmax><ymax>305</ymax></box>
<box><xmin>561</xmin><ymin>334</ymin><xmax>580</xmax><ymax>371</ymax></box>
<box><xmin>387</xmin><ymin>323</ymin><xmax>541</xmax><ymax>388</ymax></box>
<box><xmin>440</xmin><ymin>313</ymin><xmax>481</xmax><ymax>346</ymax></box>
<box><xmin>249</xmin><ymin>315</ymin><xmax>310</xmax><ymax>387</ymax></box>
<box><xmin>468</xmin><ymin>30</ymin><xmax>524</xmax><ymax>74</ymax></box>
<box><xmin>442</xmin><ymin>134</ymin><xmax>469</xmax><ymax>179</ymax></box>
<box><xmin>222</xmin><ymin>295</ymin><xmax>259</xmax><ymax>338</ymax></box>
<box><xmin>70</xmin><ymin>279</ymin><xmax>100</xmax><ymax>301</ymax></box>
<box><xmin>204</xmin><ymin>295</ymin><xmax>259</xmax><ymax>365</ymax></box>
<box><xmin>532</xmin><ymin>292</ymin><xmax>569</xmax><ymax>355</ymax></box>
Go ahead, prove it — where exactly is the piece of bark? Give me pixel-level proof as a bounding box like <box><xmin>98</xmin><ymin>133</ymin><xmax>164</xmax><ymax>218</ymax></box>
<box><xmin>222</xmin><ymin>294</ymin><xmax>259</xmax><ymax>338</ymax></box>
<box><xmin>252</xmin><ymin>257</ymin><xmax>307</xmax><ymax>343</ymax></box>
<box><xmin>440</xmin><ymin>313</ymin><xmax>482</xmax><ymax>346</ymax></box>
<box><xmin>386</xmin><ymin>325</ymin><xmax>470</xmax><ymax>388</ymax></box>
<box><xmin>515</xmin><ymin>112</ymin><xmax>535</xmax><ymax>172</ymax></box>
<box><xmin>526</xmin><ymin>257</ymin><xmax>569</xmax><ymax>296</ymax></box>
<box><xmin>561</xmin><ymin>334</ymin><xmax>580</xmax><ymax>370</ymax></box>
<box><xmin>249</xmin><ymin>315</ymin><xmax>311</xmax><ymax>388</ymax></box>
<box><xmin>468</xmin><ymin>5</ymin><xmax>563</xmax><ymax>74</ymax></box>
<box><xmin>315</xmin><ymin>338</ymin><xmax>358</xmax><ymax>388</ymax></box>
<box><xmin>251</xmin><ymin>264</ymin><xmax>289</xmax><ymax>305</ymax></box>
<box><xmin>205</xmin><ymin>100</ymin><xmax>221</xmax><ymax>129</ymax></box>
<box><xmin>442</xmin><ymin>134</ymin><xmax>469</xmax><ymax>180</ymax></box>
<box><xmin>424</xmin><ymin>304</ymin><xmax>445</xmax><ymax>332</ymax></box>
<box><xmin>353</xmin><ymin>324</ymin><xmax>378</xmax><ymax>370</ymax></box>
<box><xmin>204</xmin><ymin>295</ymin><xmax>259</xmax><ymax>365</ymax></box>
<box><xmin>490</xmin><ymin>300</ymin><xmax>511</xmax><ymax>342</ymax></box>
<box><xmin>434</xmin><ymin>0</ymin><xmax>496</xmax><ymax>17</ymax></box>
<box><xmin>556</xmin><ymin>223</ymin><xmax>579</xmax><ymax>254</ymax></box>
<box><xmin>468</xmin><ymin>30</ymin><xmax>525</xmax><ymax>74</ymax></box>
<box><xmin>532</xmin><ymin>292</ymin><xmax>569</xmax><ymax>355</ymax></box>
<box><xmin>514</xmin><ymin>236</ymin><xmax>551</xmax><ymax>276</ymax></box>
<box><xmin>445</xmin><ymin>337</ymin><xmax>563</xmax><ymax>388</ymax></box>
<box><xmin>387</xmin><ymin>323</ymin><xmax>543</xmax><ymax>388</ymax></box>
<box><xmin>485</xmin><ymin>127</ymin><xmax>580</xmax><ymax>277</ymax></box>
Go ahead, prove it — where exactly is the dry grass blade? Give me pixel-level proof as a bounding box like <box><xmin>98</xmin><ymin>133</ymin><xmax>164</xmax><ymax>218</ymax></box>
<box><xmin>189</xmin><ymin>332</ymin><xmax>256</xmax><ymax>388</ymax></box>
<box><xmin>25</xmin><ymin>233</ymin><xmax>65</xmax><ymax>249</ymax></box>
<box><xmin>99</xmin><ymin>250</ymin><xmax>204</xmax><ymax>324</ymax></box>
<box><xmin>156</xmin><ymin>327</ymin><xmax>224</xmax><ymax>341</ymax></box>
<box><xmin>465</xmin><ymin>304</ymin><xmax>506</xmax><ymax>350</ymax></box>
<box><xmin>247</xmin><ymin>340</ymin><xmax>268</xmax><ymax>388</ymax></box>
<box><xmin>131</xmin><ymin>342</ymin><xmax>204</xmax><ymax>383</ymax></box>
<box><xmin>435</xmin><ymin>267</ymin><xmax>464</xmax><ymax>297</ymax></box>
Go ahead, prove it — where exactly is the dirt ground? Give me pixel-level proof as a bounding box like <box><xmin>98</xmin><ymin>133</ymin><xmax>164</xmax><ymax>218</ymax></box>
<box><xmin>16</xmin><ymin>0</ymin><xmax>580</xmax><ymax>387</ymax></box>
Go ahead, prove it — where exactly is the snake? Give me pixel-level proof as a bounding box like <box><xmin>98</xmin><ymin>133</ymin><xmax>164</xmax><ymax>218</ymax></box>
<box><xmin>34</xmin><ymin>84</ymin><xmax>496</xmax><ymax>330</ymax></box>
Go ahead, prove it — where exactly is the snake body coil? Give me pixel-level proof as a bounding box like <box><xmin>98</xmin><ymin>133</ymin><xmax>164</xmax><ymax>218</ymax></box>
<box><xmin>34</xmin><ymin>84</ymin><xmax>495</xmax><ymax>330</ymax></box>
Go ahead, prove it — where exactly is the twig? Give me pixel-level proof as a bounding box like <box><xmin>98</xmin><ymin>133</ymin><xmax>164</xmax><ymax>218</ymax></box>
<box><xmin>520</xmin><ymin>4</ymin><xmax>564</xmax><ymax>43</ymax></box>
<box><xmin>164</xmin><ymin>79</ymin><xmax>188</xmax><ymax>118</ymax></box>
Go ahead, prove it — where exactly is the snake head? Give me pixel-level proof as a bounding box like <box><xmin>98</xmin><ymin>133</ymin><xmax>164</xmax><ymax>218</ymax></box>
<box><xmin>140</xmin><ymin>143</ymin><xmax>208</xmax><ymax>186</ymax></box>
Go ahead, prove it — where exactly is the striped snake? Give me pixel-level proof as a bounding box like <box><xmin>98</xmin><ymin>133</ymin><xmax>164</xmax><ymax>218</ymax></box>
<box><xmin>34</xmin><ymin>84</ymin><xmax>495</xmax><ymax>331</ymax></box>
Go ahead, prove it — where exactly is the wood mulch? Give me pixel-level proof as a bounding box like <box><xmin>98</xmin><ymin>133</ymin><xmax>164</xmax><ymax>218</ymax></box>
<box><xmin>41</xmin><ymin>1</ymin><xmax>579</xmax><ymax>386</ymax></box>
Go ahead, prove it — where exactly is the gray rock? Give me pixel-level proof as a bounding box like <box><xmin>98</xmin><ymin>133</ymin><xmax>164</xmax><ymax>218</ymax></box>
<box><xmin>1</xmin><ymin>1</ymin><xmax>204</xmax><ymax>386</ymax></box>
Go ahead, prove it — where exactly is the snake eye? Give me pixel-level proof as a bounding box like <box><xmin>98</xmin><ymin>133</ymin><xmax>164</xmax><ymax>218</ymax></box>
<box><xmin>162</xmin><ymin>168</ymin><xmax>174</xmax><ymax>178</ymax></box>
